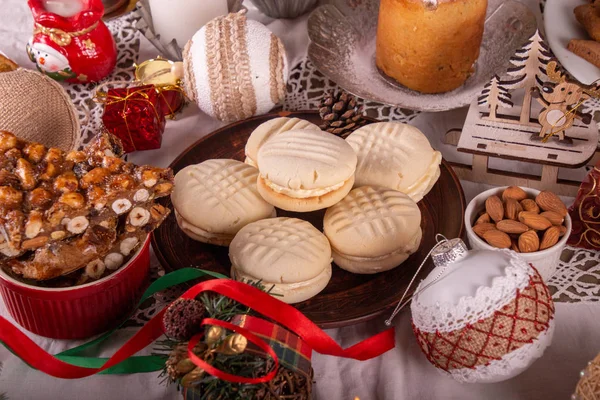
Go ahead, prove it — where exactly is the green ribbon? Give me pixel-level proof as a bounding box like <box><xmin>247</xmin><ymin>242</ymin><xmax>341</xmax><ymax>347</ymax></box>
<box><xmin>47</xmin><ymin>268</ymin><xmax>228</xmax><ymax>374</ymax></box>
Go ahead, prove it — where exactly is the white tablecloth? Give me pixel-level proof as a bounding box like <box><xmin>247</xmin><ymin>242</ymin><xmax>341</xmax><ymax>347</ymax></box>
<box><xmin>1</xmin><ymin>1</ymin><xmax>599</xmax><ymax>399</ymax></box>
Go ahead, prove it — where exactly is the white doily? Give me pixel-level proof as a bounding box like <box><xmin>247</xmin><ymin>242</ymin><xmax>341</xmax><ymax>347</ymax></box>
<box><xmin>447</xmin><ymin>318</ymin><xmax>555</xmax><ymax>383</ymax></box>
<box><xmin>66</xmin><ymin>12</ymin><xmax>141</xmax><ymax>149</ymax></box>
<box><xmin>412</xmin><ymin>250</ymin><xmax>534</xmax><ymax>333</ymax></box>
<box><xmin>548</xmin><ymin>246</ymin><xmax>600</xmax><ymax>303</ymax></box>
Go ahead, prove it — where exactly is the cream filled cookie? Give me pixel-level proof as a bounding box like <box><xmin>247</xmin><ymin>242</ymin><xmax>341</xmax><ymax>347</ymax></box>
<box><xmin>256</xmin><ymin>129</ymin><xmax>357</xmax><ymax>212</ymax></box>
<box><xmin>244</xmin><ymin>117</ymin><xmax>321</xmax><ymax>167</ymax></box>
<box><xmin>346</xmin><ymin>122</ymin><xmax>442</xmax><ymax>203</ymax></box>
<box><xmin>323</xmin><ymin>186</ymin><xmax>422</xmax><ymax>274</ymax></box>
<box><xmin>229</xmin><ymin>217</ymin><xmax>332</xmax><ymax>304</ymax></box>
<box><xmin>171</xmin><ymin>159</ymin><xmax>275</xmax><ymax>246</ymax></box>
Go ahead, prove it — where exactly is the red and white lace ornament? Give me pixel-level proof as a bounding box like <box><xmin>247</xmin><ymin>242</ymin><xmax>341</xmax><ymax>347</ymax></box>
<box><xmin>410</xmin><ymin>239</ymin><xmax>555</xmax><ymax>383</ymax></box>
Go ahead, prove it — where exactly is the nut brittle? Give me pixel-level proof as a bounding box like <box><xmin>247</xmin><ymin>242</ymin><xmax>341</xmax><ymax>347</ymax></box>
<box><xmin>0</xmin><ymin>130</ymin><xmax>173</xmax><ymax>282</ymax></box>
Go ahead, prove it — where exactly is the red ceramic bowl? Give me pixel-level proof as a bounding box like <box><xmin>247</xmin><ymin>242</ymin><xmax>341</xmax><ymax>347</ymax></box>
<box><xmin>0</xmin><ymin>236</ymin><xmax>151</xmax><ymax>339</ymax></box>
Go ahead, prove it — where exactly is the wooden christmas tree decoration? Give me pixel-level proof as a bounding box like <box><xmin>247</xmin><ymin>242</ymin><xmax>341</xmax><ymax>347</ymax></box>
<box><xmin>478</xmin><ymin>75</ymin><xmax>513</xmax><ymax>121</ymax></box>
<box><xmin>453</xmin><ymin>29</ymin><xmax>600</xmax><ymax>196</ymax></box>
<box><xmin>504</xmin><ymin>30</ymin><xmax>551</xmax><ymax>125</ymax></box>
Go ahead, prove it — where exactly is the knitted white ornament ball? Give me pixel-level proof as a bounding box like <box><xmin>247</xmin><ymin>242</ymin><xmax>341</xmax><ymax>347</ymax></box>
<box><xmin>182</xmin><ymin>11</ymin><xmax>288</xmax><ymax>123</ymax></box>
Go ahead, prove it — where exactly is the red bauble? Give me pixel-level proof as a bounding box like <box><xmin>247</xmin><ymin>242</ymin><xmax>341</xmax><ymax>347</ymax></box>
<box><xmin>27</xmin><ymin>0</ymin><xmax>117</xmax><ymax>83</ymax></box>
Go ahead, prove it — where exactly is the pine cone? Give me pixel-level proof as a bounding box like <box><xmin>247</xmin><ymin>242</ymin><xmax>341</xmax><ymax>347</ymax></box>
<box><xmin>318</xmin><ymin>90</ymin><xmax>366</xmax><ymax>137</ymax></box>
<box><xmin>162</xmin><ymin>298</ymin><xmax>205</xmax><ymax>341</ymax></box>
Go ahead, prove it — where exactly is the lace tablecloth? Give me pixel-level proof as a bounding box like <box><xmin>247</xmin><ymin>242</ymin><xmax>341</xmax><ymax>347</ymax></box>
<box><xmin>1</xmin><ymin>1</ymin><xmax>600</xmax><ymax>399</ymax></box>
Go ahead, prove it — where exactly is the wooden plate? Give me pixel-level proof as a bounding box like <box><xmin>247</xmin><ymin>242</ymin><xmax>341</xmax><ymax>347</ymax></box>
<box><xmin>152</xmin><ymin>111</ymin><xmax>466</xmax><ymax>328</ymax></box>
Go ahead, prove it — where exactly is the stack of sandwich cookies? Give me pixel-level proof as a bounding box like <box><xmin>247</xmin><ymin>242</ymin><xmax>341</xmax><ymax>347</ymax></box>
<box><xmin>171</xmin><ymin>159</ymin><xmax>275</xmax><ymax>246</ymax></box>
<box><xmin>323</xmin><ymin>186</ymin><xmax>422</xmax><ymax>274</ymax></box>
<box><xmin>257</xmin><ymin>129</ymin><xmax>357</xmax><ymax>212</ymax></box>
<box><xmin>244</xmin><ymin>117</ymin><xmax>321</xmax><ymax>168</ymax></box>
<box><xmin>229</xmin><ymin>217</ymin><xmax>332</xmax><ymax>304</ymax></box>
<box><xmin>346</xmin><ymin>122</ymin><xmax>442</xmax><ymax>203</ymax></box>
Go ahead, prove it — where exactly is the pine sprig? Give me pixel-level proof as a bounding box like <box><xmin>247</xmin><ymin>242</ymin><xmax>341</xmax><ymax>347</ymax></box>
<box><xmin>0</xmin><ymin>393</ymin><xmax>8</xmax><ymax>400</ymax></box>
<box><xmin>155</xmin><ymin>279</ymin><xmax>291</xmax><ymax>399</ymax></box>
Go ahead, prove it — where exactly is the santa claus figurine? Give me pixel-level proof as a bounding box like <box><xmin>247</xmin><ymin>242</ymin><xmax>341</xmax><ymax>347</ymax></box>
<box><xmin>26</xmin><ymin>0</ymin><xmax>117</xmax><ymax>83</ymax></box>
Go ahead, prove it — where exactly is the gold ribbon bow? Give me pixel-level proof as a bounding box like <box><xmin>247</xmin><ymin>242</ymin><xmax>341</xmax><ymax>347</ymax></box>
<box><xmin>33</xmin><ymin>21</ymin><xmax>98</xmax><ymax>47</ymax></box>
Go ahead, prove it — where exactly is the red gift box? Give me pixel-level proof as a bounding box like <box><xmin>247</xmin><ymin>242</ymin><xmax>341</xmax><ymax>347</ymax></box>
<box><xmin>101</xmin><ymin>85</ymin><xmax>165</xmax><ymax>153</ymax></box>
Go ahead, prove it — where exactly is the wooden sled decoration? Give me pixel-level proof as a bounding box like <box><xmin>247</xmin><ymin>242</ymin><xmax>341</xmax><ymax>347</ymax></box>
<box><xmin>456</xmin><ymin>30</ymin><xmax>600</xmax><ymax>196</ymax></box>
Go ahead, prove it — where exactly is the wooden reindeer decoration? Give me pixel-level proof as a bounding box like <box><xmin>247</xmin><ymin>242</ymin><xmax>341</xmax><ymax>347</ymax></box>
<box><xmin>531</xmin><ymin>61</ymin><xmax>598</xmax><ymax>143</ymax></box>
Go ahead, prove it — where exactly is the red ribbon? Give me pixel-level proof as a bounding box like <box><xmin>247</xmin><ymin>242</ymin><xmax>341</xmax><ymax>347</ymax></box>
<box><xmin>188</xmin><ymin>318</ymin><xmax>279</xmax><ymax>384</ymax></box>
<box><xmin>0</xmin><ymin>279</ymin><xmax>395</xmax><ymax>379</ymax></box>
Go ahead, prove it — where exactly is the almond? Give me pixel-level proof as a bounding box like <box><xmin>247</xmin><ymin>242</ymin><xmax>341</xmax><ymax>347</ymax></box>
<box><xmin>485</xmin><ymin>196</ymin><xmax>504</xmax><ymax>223</ymax></box>
<box><xmin>520</xmin><ymin>199</ymin><xmax>540</xmax><ymax>213</ymax></box>
<box><xmin>473</xmin><ymin>223</ymin><xmax>496</xmax><ymax>238</ymax></box>
<box><xmin>511</xmin><ymin>239</ymin><xmax>520</xmax><ymax>253</ymax></box>
<box><xmin>540</xmin><ymin>211</ymin><xmax>564</xmax><ymax>226</ymax></box>
<box><xmin>504</xmin><ymin>198</ymin><xmax>523</xmax><ymax>220</ymax></box>
<box><xmin>518</xmin><ymin>230</ymin><xmax>540</xmax><ymax>253</ymax></box>
<box><xmin>540</xmin><ymin>226</ymin><xmax>561</xmax><ymax>250</ymax></box>
<box><xmin>482</xmin><ymin>229</ymin><xmax>511</xmax><ymax>249</ymax></box>
<box><xmin>502</xmin><ymin>186</ymin><xmax>527</xmax><ymax>202</ymax></box>
<box><xmin>536</xmin><ymin>191</ymin><xmax>567</xmax><ymax>217</ymax></box>
<box><xmin>519</xmin><ymin>211</ymin><xmax>553</xmax><ymax>230</ymax></box>
<box><xmin>496</xmin><ymin>220</ymin><xmax>529</xmax><ymax>234</ymax></box>
<box><xmin>559</xmin><ymin>225</ymin><xmax>568</xmax><ymax>237</ymax></box>
<box><xmin>475</xmin><ymin>212</ymin><xmax>491</xmax><ymax>225</ymax></box>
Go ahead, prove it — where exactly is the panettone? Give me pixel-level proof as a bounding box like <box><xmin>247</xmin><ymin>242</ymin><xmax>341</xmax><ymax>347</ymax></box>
<box><xmin>375</xmin><ymin>0</ymin><xmax>487</xmax><ymax>94</ymax></box>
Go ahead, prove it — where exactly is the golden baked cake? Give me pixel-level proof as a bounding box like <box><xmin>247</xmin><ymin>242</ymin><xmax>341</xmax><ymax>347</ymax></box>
<box><xmin>376</xmin><ymin>0</ymin><xmax>487</xmax><ymax>94</ymax></box>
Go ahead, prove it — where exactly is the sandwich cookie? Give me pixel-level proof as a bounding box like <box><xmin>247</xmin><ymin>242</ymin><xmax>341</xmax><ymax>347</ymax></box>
<box><xmin>229</xmin><ymin>217</ymin><xmax>332</xmax><ymax>304</ymax></box>
<box><xmin>244</xmin><ymin>117</ymin><xmax>321</xmax><ymax>168</ymax></box>
<box><xmin>171</xmin><ymin>159</ymin><xmax>275</xmax><ymax>246</ymax></box>
<box><xmin>323</xmin><ymin>186</ymin><xmax>422</xmax><ymax>274</ymax></box>
<box><xmin>345</xmin><ymin>122</ymin><xmax>442</xmax><ymax>203</ymax></box>
<box><xmin>257</xmin><ymin>129</ymin><xmax>357</xmax><ymax>212</ymax></box>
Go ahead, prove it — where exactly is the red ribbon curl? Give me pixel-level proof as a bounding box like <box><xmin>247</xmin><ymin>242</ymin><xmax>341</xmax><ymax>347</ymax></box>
<box><xmin>0</xmin><ymin>279</ymin><xmax>395</xmax><ymax>379</ymax></box>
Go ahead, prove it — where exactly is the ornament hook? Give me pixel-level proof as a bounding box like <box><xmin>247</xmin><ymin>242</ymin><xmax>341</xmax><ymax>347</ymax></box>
<box><xmin>384</xmin><ymin>235</ymin><xmax>450</xmax><ymax>326</ymax></box>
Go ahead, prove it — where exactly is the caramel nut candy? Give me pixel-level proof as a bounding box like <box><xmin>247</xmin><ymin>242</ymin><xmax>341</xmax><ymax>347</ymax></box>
<box><xmin>54</xmin><ymin>172</ymin><xmax>79</xmax><ymax>193</ymax></box>
<box><xmin>15</xmin><ymin>158</ymin><xmax>37</xmax><ymax>190</ymax></box>
<box><xmin>59</xmin><ymin>192</ymin><xmax>86</xmax><ymax>209</ymax></box>
<box><xmin>80</xmin><ymin>168</ymin><xmax>111</xmax><ymax>188</ymax></box>
<box><xmin>23</xmin><ymin>143</ymin><xmax>47</xmax><ymax>164</ymax></box>
<box><xmin>0</xmin><ymin>186</ymin><xmax>23</xmax><ymax>209</ymax></box>
<box><xmin>0</xmin><ymin>131</ymin><xmax>18</xmax><ymax>150</ymax></box>
<box><xmin>28</xmin><ymin>188</ymin><xmax>54</xmax><ymax>210</ymax></box>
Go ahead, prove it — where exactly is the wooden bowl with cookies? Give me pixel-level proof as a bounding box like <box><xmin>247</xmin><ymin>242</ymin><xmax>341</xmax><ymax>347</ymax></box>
<box><xmin>465</xmin><ymin>186</ymin><xmax>571</xmax><ymax>281</ymax></box>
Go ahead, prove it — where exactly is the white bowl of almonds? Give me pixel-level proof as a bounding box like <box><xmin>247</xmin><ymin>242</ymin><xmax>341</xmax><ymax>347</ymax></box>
<box><xmin>465</xmin><ymin>186</ymin><xmax>571</xmax><ymax>281</ymax></box>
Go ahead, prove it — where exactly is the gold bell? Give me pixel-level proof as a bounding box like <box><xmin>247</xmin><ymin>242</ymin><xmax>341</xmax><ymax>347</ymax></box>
<box><xmin>216</xmin><ymin>333</ymin><xmax>248</xmax><ymax>355</ymax></box>
<box><xmin>205</xmin><ymin>326</ymin><xmax>225</xmax><ymax>345</ymax></box>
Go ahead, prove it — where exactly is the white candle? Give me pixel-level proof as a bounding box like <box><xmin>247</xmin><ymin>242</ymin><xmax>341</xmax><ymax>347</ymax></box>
<box><xmin>148</xmin><ymin>0</ymin><xmax>228</xmax><ymax>48</ymax></box>
<box><xmin>43</xmin><ymin>0</ymin><xmax>84</xmax><ymax>17</ymax></box>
